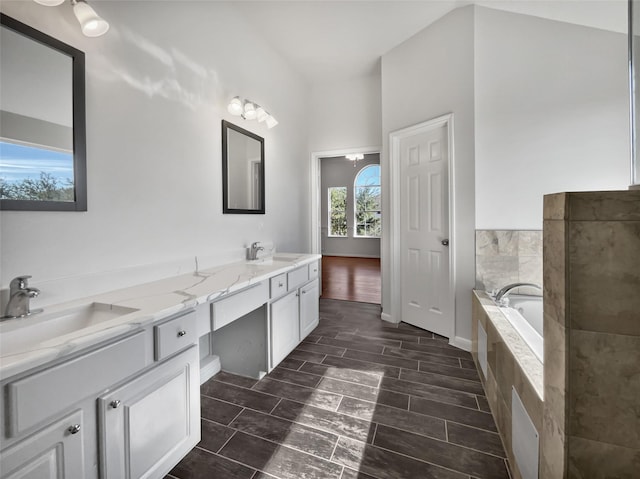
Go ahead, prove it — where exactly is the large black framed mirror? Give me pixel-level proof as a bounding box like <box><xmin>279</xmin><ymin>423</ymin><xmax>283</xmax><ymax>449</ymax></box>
<box><xmin>222</xmin><ymin>120</ymin><xmax>265</xmax><ymax>214</ymax></box>
<box><xmin>0</xmin><ymin>13</ymin><xmax>87</xmax><ymax>211</ymax></box>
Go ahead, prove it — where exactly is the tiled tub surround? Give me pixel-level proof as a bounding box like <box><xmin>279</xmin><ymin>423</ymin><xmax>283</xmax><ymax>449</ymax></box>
<box><xmin>0</xmin><ymin>253</ymin><xmax>320</xmax><ymax>380</ymax></box>
<box><xmin>475</xmin><ymin>230</ymin><xmax>542</xmax><ymax>293</ymax></box>
<box><xmin>472</xmin><ymin>291</ymin><xmax>543</xmax><ymax>479</ymax></box>
<box><xmin>542</xmin><ymin>190</ymin><xmax>640</xmax><ymax>479</ymax></box>
<box><xmin>169</xmin><ymin>299</ymin><xmax>511</xmax><ymax>479</ymax></box>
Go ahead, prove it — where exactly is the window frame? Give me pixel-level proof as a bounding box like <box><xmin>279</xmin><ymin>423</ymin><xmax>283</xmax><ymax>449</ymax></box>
<box><xmin>353</xmin><ymin>164</ymin><xmax>381</xmax><ymax>238</ymax></box>
<box><xmin>327</xmin><ymin>186</ymin><xmax>348</xmax><ymax>237</ymax></box>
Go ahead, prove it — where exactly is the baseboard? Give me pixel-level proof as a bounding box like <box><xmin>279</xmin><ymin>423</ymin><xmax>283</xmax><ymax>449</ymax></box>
<box><xmin>381</xmin><ymin>312</ymin><xmax>397</xmax><ymax>324</ymax></box>
<box><xmin>450</xmin><ymin>336</ymin><xmax>472</xmax><ymax>352</ymax></box>
<box><xmin>322</xmin><ymin>253</ymin><xmax>381</xmax><ymax>259</ymax></box>
<box><xmin>199</xmin><ymin>355</ymin><xmax>221</xmax><ymax>384</ymax></box>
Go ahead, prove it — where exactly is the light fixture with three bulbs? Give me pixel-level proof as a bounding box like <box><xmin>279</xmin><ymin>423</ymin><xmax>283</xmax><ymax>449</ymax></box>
<box><xmin>227</xmin><ymin>97</ymin><xmax>278</xmax><ymax>129</ymax></box>
<box><xmin>33</xmin><ymin>0</ymin><xmax>109</xmax><ymax>37</ymax></box>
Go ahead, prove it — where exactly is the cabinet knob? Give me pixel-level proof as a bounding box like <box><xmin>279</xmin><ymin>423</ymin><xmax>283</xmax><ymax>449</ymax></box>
<box><xmin>177</xmin><ymin>330</ymin><xmax>187</xmax><ymax>337</ymax></box>
<box><xmin>278</xmin><ymin>282</ymin><xmax>284</xmax><ymax>288</ymax></box>
<box><xmin>110</xmin><ymin>400</ymin><xmax>121</xmax><ymax>409</ymax></box>
<box><xmin>301</xmin><ymin>290</ymin><xmax>307</xmax><ymax>294</ymax></box>
<box><xmin>67</xmin><ymin>424</ymin><xmax>81</xmax><ymax>435</ymax></box>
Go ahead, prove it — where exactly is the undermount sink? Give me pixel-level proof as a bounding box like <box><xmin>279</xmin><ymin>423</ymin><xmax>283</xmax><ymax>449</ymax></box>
<box><xmin>248</xmin><ymin>253</ymin><xmax>303</xmax><ymax>264</ymax></box>
<box><xmin>0</xmin><ymin>302</ymin><xmax>139</xmax><ymax>357</ymax></box>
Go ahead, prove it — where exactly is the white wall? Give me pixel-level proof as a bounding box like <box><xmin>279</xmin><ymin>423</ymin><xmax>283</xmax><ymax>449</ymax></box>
<box><xmin>381</xmin><ymin>6</ymin><xmax>476</xmax><ymax>344</ymax></box>
<box><xmin>0</xmin><ymin>2</ymin><xmax>310</xmax><ymax>305</ymax></box>
<box><xmin>474</xmin><ymin>7</ymin><xmax>630</xmax><ymax>229</ymax></box>
<box><xmin>308</xmin><ymin>72</ymin><xmax>382</xmax><ymax>152</ymax></box>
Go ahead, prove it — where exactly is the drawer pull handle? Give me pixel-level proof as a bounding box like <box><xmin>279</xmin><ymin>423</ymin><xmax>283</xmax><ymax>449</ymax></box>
<box><xmin>302</xmin><ymin>290</ymin><xmax>307</xmax><ymax>294</ymax></box>
<box><xmin>68</xmin><ymin>424</ymin><xmax>81</xmax><ymax>435</ymax></box>
<box><xmin>278</xmin><ymin>282</ymin><xmax>284</xmax><ymax>288</ymax></box>
<box><xmin>110</xmin><ymin>400</ymin><xmax>121</xmax><ymax>409</ymax></box>
<box><xmin>177</xmin><ymin>330</ymin><xmax>187</xmax><ymax>337</ymax></box>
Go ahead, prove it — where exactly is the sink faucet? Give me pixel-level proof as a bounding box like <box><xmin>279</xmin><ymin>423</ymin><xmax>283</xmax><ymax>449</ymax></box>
<box><xmin>249</xmin><ymin>242</ymin><xmax>264</xmax><ymax>260</ymax></box>
<box><xmin>2</xmin><ymin>275</ymin><xmax>42</xmax><ymax>320</ymax></box>
<box><xmin>493</xmin><ymin>282</ymin><xmax>542</xmax><ymax>303</ymax></box>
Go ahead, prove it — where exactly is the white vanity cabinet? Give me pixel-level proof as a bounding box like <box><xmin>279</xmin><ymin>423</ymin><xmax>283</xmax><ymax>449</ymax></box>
<box><xmin>0</xmin><ymin>310</ymin><xmax>199</xmax><ymax>479</ymax></box>
<box><xmin>98</xmin><ymin>345</ymin><xmax>199</xmax><ymax>479</ymax></box>
<box><xmin>299</xmin><ymin>278</ymin><xmax>319</xmax><ymax>340</ymax></box>
<box><xmin>268</xmin><ymin>261</ymin><xmax>320</xmax><ymax>369</ymax></box>
<box><xmin>270</xmin><ymin>289</ymin><xmax>301</xmax><ymax>367</ymax></box>
<box><xmin>0</xmin><ymin>410</ymin><xmax>85</xmax><ymax>479</ymax></box>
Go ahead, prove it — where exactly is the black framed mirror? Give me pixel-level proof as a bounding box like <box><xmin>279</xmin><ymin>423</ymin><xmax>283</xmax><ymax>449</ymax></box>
<box><xmin>222</xmin><ymin>120</ymin><xmax>265</xmax><ymax>214</ymax></box>
<box><xmin>0</xmin><ymin>13</ymin><xmax>87</xmax><ymax>211</ymax></box>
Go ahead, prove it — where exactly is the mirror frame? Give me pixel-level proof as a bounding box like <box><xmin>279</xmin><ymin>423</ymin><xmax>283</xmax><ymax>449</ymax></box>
<box><xmin>0</xmin><ymin>13</ymin><xmax>87</xmax><ymax>212</ymax></box>
<box><xmin>222</xmin><ymin>120</ymin><xmax>265</xmax><ymax>214</ymax></box>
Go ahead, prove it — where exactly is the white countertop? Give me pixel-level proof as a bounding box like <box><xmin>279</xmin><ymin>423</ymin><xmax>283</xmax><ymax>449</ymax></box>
<box><xmin>0</xmin><ymin>253</ymin><xmax>320</xmax><ymax>380</ymax></box>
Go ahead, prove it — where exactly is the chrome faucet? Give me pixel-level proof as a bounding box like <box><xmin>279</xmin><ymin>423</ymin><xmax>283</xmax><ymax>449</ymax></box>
<box><xmin>2</xmin><ymin>275</ymin><xmax>42</xmax><ymax>319</ymax></box>
<box><xmin>493</xmin><ymin>282</ymin><xmax>542</xmax><ymax>304</ymax></box>
<box><xmin>249</xmin><ymin>242</ymin><xmax>264</xmax><ymax>260</ymax></box>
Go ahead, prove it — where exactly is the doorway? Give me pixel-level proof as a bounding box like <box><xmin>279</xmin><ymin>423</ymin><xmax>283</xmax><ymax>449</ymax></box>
<box><xmin>310</xmin><ymin>147</ymin><xmax>382</xmax><ymax>305</ymax></box>
<box><xmin>389</xmin><ymin>114</ymin><xmax>455</xmax><ymax>338</ymax></box>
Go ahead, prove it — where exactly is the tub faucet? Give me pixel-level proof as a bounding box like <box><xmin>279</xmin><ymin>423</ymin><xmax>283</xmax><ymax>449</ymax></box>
<box><xmin>493</xmin><ymin>282</ymin><xmax>542</xmax><ymax>303</ymax></box>
<box><xmin>249</xmin><ymin>242</ymin><xmax>264</xmax><ymax>260</ymax></box>
<box><xmin>2</xmin><ymin>275</ymin><xmax>43</xmax><ymax>320</ymax></box>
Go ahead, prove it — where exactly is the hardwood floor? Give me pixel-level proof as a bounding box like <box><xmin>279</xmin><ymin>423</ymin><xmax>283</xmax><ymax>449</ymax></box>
<box><xmin>321</xmin><ymin>256</ymin><xmax>381</xmax><ymax>304</ymax></box>
<box><xmin>168</xmin><ymin>299</ymin><xmax>509</xmax><ymax>479</ymax></box>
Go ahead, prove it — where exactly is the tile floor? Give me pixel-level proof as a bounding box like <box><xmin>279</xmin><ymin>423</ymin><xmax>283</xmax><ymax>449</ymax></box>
<box><xmin>168</xmin><ymin>299</ymin><xmax>510</xmax><ymax>479</ymax></box>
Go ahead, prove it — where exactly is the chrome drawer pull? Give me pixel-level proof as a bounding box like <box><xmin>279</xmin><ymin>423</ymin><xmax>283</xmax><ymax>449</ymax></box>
<box><xmin>68</xmin><ymin>424</ymin><xmax>81</xmax><ymax>434</ymax></box>
<box><xmin>177</xmin><ymin>330</ymin><xmax>187</xmax><ymax>337</ymax></box>
<box><xmin>110</xmin><ymin>400</ymin><xmax>121</xmax><ymax>409</ymax></box>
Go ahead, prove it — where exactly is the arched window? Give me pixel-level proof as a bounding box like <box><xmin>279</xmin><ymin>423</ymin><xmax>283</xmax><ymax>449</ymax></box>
<box><xmin>354</xmin><ymin>165</ymin><xmax>381</xmax><ymax>237</ymax></box>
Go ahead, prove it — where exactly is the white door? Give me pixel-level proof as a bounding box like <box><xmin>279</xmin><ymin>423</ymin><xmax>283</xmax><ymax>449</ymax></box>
<box><xmin>399</xmin><ymin>122</ymin><xmax>451</xmax><ymax>337</ymax></box>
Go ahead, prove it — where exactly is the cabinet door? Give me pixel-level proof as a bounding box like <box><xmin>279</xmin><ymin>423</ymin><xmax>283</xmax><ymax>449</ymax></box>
<box><xmin>270</xmin><ymin>290</ymin><xmax>300</xmax><ymax>368</ymax></box>
<box><xmin>299</xmin><ymin>279</ymin><xmax>319</xmax><ymax>340</ymax></box>
<box><xmin>98</xmin><ymin>346</ymin><xmax>200</xmax><ymax>479</ymax></box>
<box><xmin>0</xmin><ymin>410</ymin><xmax>84</xmax><ymax>479</ymax></box>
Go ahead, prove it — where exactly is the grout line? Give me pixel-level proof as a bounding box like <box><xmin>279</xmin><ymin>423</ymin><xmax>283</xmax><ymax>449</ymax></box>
<box><xmin>329</xmin><ymin>435</ymin><xmax>342</xmax><ymax>463</ymax></box>
<box><xmin>215</xmin><ymin>430</ymin><xmax>237</xmax><ymax>454</ymax></box>
<box><xmin>268</xmin><ymin>397</ymin><xmax>283</xmax><ymax>415</ymax></box>
<box><xmin>458</xmin><ymin>358</ymin><xmax>463</xmax><ymax>368</ymax></box>
<box><xmin>370</xmin><ymin>422</ymin><xmax>379</xmax><ymax>444</ymax></box>
<box><xmin>444</xmin><ymin>420</ymin><xmax>449</xmax><ymax>442</ymax></box>
<box><xmin>475</xmin><ymin>395</ymin><xmax>481</xmax><ymax>410</ymax></box>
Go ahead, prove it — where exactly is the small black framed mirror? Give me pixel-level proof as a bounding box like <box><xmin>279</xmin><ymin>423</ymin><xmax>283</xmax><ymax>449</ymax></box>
<box><xmin>222</xmin><ymin>120</ymin><xmax>265</xmax><ymax>214</ymax></box>
<box><xmin>0</xmin><ymin>13</ymin><xmax>87</xmax><ymax>211</ymax></box>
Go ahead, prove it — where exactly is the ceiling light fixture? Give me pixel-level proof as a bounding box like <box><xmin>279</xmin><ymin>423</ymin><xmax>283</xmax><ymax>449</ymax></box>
<box><xmin>227</xmin><ymin>96</ymin><xmax>278</xmax><ymax>129</ymax></box>
<box><xmin>34</xmin><ymin>0</ymin><xmax>109</xmax><ymax>37</ymax></box>
<box><xmin>346</xmin><ymin>153</ymin><xmax>364</xmax><ymax>167</ymax></box>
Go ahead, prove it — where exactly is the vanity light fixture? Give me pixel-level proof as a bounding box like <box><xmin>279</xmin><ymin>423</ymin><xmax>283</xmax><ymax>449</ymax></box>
<box><xmin>345</xmin><ymin>153</ymin><xmax>364</xmax><ymax>167</ymax></box>
<box><xmin>33</xmin><ymin>0</ymin><xmax>109</xmax><ymax>37</ymax></box>
<box><xmin>227</xmin><ymin>96</ymin><xmax>278</xmax><ymax>128</ymax></box>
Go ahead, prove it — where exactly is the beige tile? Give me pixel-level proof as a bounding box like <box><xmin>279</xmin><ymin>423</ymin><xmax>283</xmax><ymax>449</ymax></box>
<box><xmin>543</xmin><ymin>192</ymin><xmax>567</xmax><ymax>220</ymax></box>
<box><xmin>569</xmin><ymin>221</ymin><xmax>640</xmax><ymax>335</ymax></box>
<box><xmin>518</xmin><ymin>255</ymin><xmax>543</xmax><ymax>289</ymax></box>
<box><xmin>494</xmin><ymin>393</ymin><xmax>513</xmax><ymax>461</ymax></box>
<box><xmin>495</xmin><ymin>340</ymin><xmax>515</xmax><ymax>410</ymax></box>
<box><xmin>486</xmin><ymin>318</ymin><xmax>500</xmax><ymax>375</ymax></box>
<box><xmin>476</xmin><ymin>255</ymin><xmax>519</xmax><ymax>292</ymax></box>
<box><xmin>476</xmin><ymin>230</ymin><xmax>499</xmax><ymax>255</ymax></box>
<box><xmin>543</xmin><ymin>219</ymin><xmax>568</xmax><ymax>327</ymax></box>
<box><xmin>569</xmin><ymin>330</ymin><xmax>640</xmax><ymax>449</ymax></box>
<box><xmin>484</xmin><ymin>367</ymin><xmax>500</xmax><ymax>420</ymax></box>
<box><xmin>568</xmin><ymin>435</ymin><xmax>640</xmax><ymax>479</ymax></box>
<box><xmin>540</xmin><ymin>402</ymin><xmax>567</xmax><ymax>479</ymax></box>
<box><xmin>517</xmin><ymin>230</ymin><xmax>542</xmax><ymax>256</ymax></box>
<box><xmin>496</xmin><ymin>230</ymin><xmax>519</xmax><ymax>256</ymax></box>
<box><xmin>568</xmin><ymin>190</ymin><xmax>640</xmax><ymax>221</ymax></box>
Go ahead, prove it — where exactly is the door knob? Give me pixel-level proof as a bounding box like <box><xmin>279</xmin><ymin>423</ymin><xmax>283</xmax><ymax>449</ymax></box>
<box><xmin>441</xmin><ymin>239</ymin><xmax>449</xmax><ymax>246</ymax></box>
<box><xmin>67</xmin><ymin>424</ymin><xmax>81</xmax><ymax>434</ymax></box>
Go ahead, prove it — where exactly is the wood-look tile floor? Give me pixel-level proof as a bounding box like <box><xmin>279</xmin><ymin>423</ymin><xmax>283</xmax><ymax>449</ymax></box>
<box><xmin>168</xmin><ymin>299</ymin><xmax>510</xmax><ymax>479</ymax></box>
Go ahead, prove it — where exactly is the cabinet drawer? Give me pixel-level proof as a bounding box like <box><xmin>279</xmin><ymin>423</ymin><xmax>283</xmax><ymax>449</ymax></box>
<box><xmin>287</xmin><ymin>266</ymin><xmax>308</xmax><ymax>291</ymax></box>
<box><xmin>6</xmin><ymin>332</ymin><xmax>149</xmax><ymax>438</ymax></box>
<box><xmin>155</xmin><ymin>311</ymin><xmax>197</xmax><ymax>361</ymax></box>
<box><xmin>308</xmin><ymin>261</ymin><xmax>319</xmax><ymax>280</ymax></box>
<box><xmin>270</xmin><ymin>274</ymin><xmax>287</xmax><ymax>299</ymax></box>
<box><xmin>211</xmin><ymin>282</ymin><xmax>268</xmax><ymax>331</ymax></box>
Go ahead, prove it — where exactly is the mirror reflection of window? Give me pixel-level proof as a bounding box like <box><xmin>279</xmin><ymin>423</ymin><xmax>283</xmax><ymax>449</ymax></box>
<box><xmin>0</xmin><ymin>24</ymin><xmax>74</xmax><ymax>202</ymax></box>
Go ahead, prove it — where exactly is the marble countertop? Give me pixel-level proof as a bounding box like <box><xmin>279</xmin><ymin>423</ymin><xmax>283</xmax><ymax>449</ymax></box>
<box><xmin>0</xmin><ymin>253</ymin><xmax>320</xmax><ymax>380</ymax></box>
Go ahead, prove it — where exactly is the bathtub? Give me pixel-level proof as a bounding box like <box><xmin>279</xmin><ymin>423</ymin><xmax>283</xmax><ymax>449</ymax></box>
<box><xmin>499</xmin><ymin>294</ymin><xmax>543</xmax><ymax>363</ymax></box>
